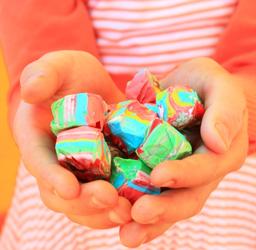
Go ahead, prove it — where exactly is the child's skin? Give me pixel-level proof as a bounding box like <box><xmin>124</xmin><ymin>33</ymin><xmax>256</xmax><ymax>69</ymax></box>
<box><xmin>14</xmin><ymin>50</ymin><xmax>248</xmax><ymax>248</ymax></box>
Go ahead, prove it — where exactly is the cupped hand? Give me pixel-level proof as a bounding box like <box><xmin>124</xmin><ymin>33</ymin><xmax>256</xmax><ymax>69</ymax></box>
<box><xmin>14</xmin><ymin>50</ymin><xmax>131</xmax><ymax>229</ymax></box>
<box><xmin>120</xmin><ymin>57</ymin><xmax>249</xmax><ymax>247</ymax></box>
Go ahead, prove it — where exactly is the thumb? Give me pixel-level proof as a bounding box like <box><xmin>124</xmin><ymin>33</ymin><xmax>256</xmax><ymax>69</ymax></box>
<box><xmin>14</xmin><ymin>102</ymin><xmax>81</xmax><ymax>199</ymax></box>
<box><xmin>20</xmin><ymin>58</ymin><xmax>60</xmax><ymax>104</ymax></box>
<box><xmin>160</xmin><ymin>57</ymin><xmax>246</xmax><ymax>153</ymax></box>
<box><xmin>200</xmin><ymin>101</ymin><xmax>245</xmax><ymax>153</ymax></box>
<box><xmin>20</xmin><ymin>50</ymin><xmax>125</xmax><ymax>104</ymax></box>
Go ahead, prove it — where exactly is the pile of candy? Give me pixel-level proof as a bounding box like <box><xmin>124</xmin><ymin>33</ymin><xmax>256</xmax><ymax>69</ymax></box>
<box><xmin>51</xmin><ymin>69</ymin><xmax>205</xmax><ymax>203</ymax></box>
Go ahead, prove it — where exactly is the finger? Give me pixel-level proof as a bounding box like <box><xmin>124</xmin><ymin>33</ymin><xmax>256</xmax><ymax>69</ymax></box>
<box><xmin>200</xmin><ymin>81</ymin><xmax>246</xmax><ymax>153</ymax></box>
<box><xmin>39</xmin><ymin>180</ymin><xmax>120</xmax><ymax>215</ymax></box>
<box><xmin>20</xmin><ymin>50</ymin><xmax>124</xmax><ymax>104</ymax></box>
<box><xmin>14</xmin><ymin>102</ymin><xmax>80</xmax><ymax>199</ymax></box>
<box><xmin>120</xmin><ymin>221</ymin><xmax>172</xmax><ymax>248</ymax></box>
<box><xmin>131</xmin><ymin>180</ymin><xmax>220</xmax><ymax>225</ymax></box>
<box><xmin>161</xmin><ymin>57</ymin><xmax>246</xmax><ymax>153</ymax></box>
<box><xmin>67</xmin><ymin>197</ymin><xmax>132</xmax><ymax>229</ymax></box>
<box><xmin>151</xmin><ymin>111</ymin><xmax>248</xmax><ymax>188</ymax></box>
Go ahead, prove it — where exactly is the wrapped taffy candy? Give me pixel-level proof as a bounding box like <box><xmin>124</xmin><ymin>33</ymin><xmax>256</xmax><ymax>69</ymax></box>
<box><xmin>156</xmin><ymin>86</ymin><xmax>205</xmax><ymax>129</ymax></box>
<box><xmin>55</xmin><ymin>126</ymin><xmax>111</xmax><ymax>182</ymax></box>
<box><xmin>144</xmin><ymin>103</ymin><xmax>159</xmax><ymax>115</ymax></box>
<box><xmin>51</xmin><ymin>93</ymin><xmax>107</xmax><ymax>135</ymax></box>
<box><xmin>105</xmin><ymin>100</ymin><xmax>157</xmax><ymax>154</ymax></box>
<box><xmin>126</xmin><ymin>68</ymin><xmax>160</xmax><ymax>104</ymax></box>
<box><xmin>111</xmin><ymin>157</ymin><xmax>160</xmax><ymax>204</ymax></box>
<box><xmin>136</xmin><ymin>119</ymin><xmax>192</xmax><ymax>168</ymax></box>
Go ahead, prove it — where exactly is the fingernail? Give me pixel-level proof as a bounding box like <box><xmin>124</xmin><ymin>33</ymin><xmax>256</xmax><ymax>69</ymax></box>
<box><xmin>109</xmin><ymin>211</ymin><xmax>127</xmax><ymax>224</ymax></box>
<box><xmin>90</xmin><ymin>197</ymin><xmax>109</xmax><ymax>209</ymax></box>
<box><xmin>23</xmin><ymin>72</ymin><xmax>45</xmax><ymax>85</ymax></box>
<box><xmin>215</xmin><ymin>123</ymin><xmax>230</xmax><ymax>150</ymax></box>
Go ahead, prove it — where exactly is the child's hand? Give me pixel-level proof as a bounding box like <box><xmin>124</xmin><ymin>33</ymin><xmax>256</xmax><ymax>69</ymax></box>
<box><xmin>14</xmin><ymin>51</ymin><xmax>131</xmax><ymax>229</ymax></box>
<box><xmin>119</xmin><ymin>58</ymin><xmax>249</xmax><ymax>247</ymax></box>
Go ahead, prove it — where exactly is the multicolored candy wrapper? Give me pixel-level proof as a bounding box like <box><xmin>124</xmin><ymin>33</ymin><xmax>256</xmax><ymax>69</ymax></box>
<box><xmin>126</xmin><ymin>68</ymin><xmax>161</xmax><ymax>104</ymax></box>
<box><xmin>105</xmin><ymin>100</ymin><xmax>157</xmax><ymax>154</ymax></box>
<box><xmin>137</xmin><ymin>119</ymin><xmax>192</xmax><ymax>168</ymax></box>
<box><xmin>55</xmin><ymin>126</ymin><xmax>111</xmax><ymax>182</ymax></box>
<box><xmin>144</xmin><ymin>103</ymin><xmax>159</xmax><ymax>116</ymax></box>
<box><xmin>111</xmin><ymin>157</ymin><xmax>160</xmax><ymax>204</ymax></box>
<box><xmin>51</xmin><ymin>93</ymin><xmax>107</xmax><ymax>135</ymax></box>
<box><xmin>156</xmin><ymin>86</ymin><xmax>205</xmax><ymax>129</ymax></box>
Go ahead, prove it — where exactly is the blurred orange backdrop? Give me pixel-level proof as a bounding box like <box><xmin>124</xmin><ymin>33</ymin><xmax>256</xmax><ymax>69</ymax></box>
<box><xmin>0</xmin><ymin>48</ymin><xmax>19</xmax><ymax>214</ymax></box>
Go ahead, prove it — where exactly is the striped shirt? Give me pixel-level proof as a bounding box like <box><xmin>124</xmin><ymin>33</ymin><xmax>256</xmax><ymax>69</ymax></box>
<box><xmin>1</xmin><ymin>0</ymin><xmax>256</xmax><ymax>249</ymax></box>
<box><xmin>88</xmin><ymin>0</ymin><xmax>238</xmax><ymax>75</ymax></box>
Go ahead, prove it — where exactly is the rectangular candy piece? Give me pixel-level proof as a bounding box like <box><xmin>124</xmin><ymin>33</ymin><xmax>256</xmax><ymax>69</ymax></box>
<box><xmin>105</xmin><ymin>100</ymin><xmax>157</xmax><ymax>154</ymax></box>
<box><xmin>111</xmin><ymin>157</ymin><xmax>160</xmax><ymax>204</ymax></box>
<box><xmin>51</xmin><ymin>93</ymin><xmax>107</xmax><ymax>135</ymax></box>
<box><xmin>156</xmin><ymin>86</ymin><xmax>205</xmax><ymax>130</ymax></box>
<box><xmin>126</xmin><ymin>68</ymin><xmax>160</xmax><ymax>104</ymax></box>
<box><xmin>55</xmin><ymin>126</ymin><xmax>111</xmax><ymax>182</ymax></box>
<box><xmin>136</xmin><ymin>119</ymin><xmax>192</xmax><ymax>168</ymax></box>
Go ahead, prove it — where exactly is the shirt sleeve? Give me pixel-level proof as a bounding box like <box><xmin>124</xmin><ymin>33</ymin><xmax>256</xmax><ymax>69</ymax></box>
<box><xmin>0</xmin><ymin>0</ymin><xmax>99</xmax><ymax>123</ymax></box>
<box><xmin>214</xmin><ymin>0</ymin><xmax>256</xmax><ymax>154</ymax></box>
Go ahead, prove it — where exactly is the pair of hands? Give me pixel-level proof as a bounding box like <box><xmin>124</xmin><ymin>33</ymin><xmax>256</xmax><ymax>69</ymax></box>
<box><xmin>14</xmin><ymin>51</ymin><xmax>248</xmax><ymax>248</ymax></box>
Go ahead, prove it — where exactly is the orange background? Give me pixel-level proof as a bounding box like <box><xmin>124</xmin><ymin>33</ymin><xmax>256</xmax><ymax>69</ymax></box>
<box><xmin>0</xmin><ymin>48</ymin><xmax>19</xmax><ymax>214</ymax></box>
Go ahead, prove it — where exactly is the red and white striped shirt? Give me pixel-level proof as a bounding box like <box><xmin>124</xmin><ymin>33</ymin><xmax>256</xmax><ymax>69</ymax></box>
<box><xmin>88</xmin><ymin>0</ymin><xmax>238</xmax><ymax>75</ymax></box>
<box><xmin>1</xmin><ymin>0</ymin><xmax>256</xmax><ymax>249</ymax></box>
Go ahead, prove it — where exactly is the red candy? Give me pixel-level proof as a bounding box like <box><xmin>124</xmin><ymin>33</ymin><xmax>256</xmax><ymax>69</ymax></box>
<box><xmin>126</xmin><ymin>68</ymin><xmax>160</xmax><ymax>104</ymax></box>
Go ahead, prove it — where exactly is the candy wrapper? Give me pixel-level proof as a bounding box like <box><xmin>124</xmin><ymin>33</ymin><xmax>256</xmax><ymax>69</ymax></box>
<box><xmin>156</xmin><ymin>86</ymin><xmax>205</xmax><ymax>129</ymax></box>
<box><xmin>126</xmin><ymin>68</ymin><xmax>161</xmax><ymax>104</ymax></box>
<box><xmin>51</xmin><ymin>93</ymin><xmax>107</xmax><ymax>135</ymax></box>
<box><xmin>136</xmin><ymin>119</ymin><xmax>192</xmax><ymax>168</ymax></box>
<box><xmin>55</xmin><ymin>126</ymin><xmax>111</xmax><ymax>182</ymax></box>
<box><xmin>105</xmin><ymin>100</ymin><xmax>157</xmax><ymax>154</ymax></box>
<box><xmin>144</xmin><ymin>103</ymin><xmax>159</xmax><ymax>115</ymax></box>
<box><xmin>111</xmin><ymin>157</ymin><xmax>160</xmax><ymax>204</ymax></box>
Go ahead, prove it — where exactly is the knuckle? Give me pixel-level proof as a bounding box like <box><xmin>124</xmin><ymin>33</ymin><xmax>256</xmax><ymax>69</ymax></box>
<box><xmin>40</xmin><ymin>51</ymin><xmax>61</xmax><ymax>61</ymax></box>
<box><xmin>186</xmin><ymin>57</ymin><xmax>218</xmax><ymax>69</ymax></box>
<box><xmin>190</xmin><ymin>57</ymin><xmax>214</xmax><ymax>64</ymax></box>
<box><xmin>40</xmin><ymin>50</ymin><xmax>97</xmax><ymax>64</ymax></box>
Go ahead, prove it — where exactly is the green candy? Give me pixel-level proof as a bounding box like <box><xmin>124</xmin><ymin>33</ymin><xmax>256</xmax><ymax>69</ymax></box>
<box><xmin>136</xmin><ymin>119</ymin><xmax>192</xmax><ymax>168</ymax></box>
<box><xmin>111</xmin><ymin>157</ymin><xmax>152</xmax><ymax>185</ymax></box>
<box><xmin>111</xmin><ymin>157</ymin><xmax>160</xmax><ymax>203</ymax></box>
